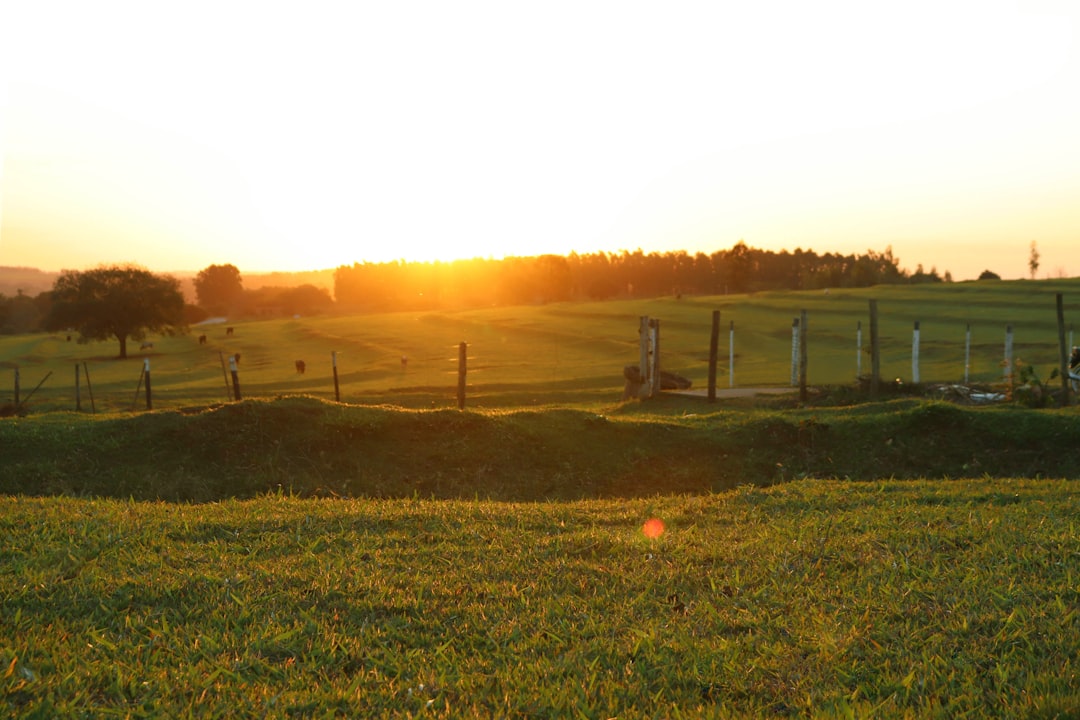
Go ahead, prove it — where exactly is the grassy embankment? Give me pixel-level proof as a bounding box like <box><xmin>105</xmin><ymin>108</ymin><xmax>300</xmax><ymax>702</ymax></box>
<box><xmin>2</xmin><ymin>395</ymin><xmax>1080</xmax><ymax>501</ymax></box>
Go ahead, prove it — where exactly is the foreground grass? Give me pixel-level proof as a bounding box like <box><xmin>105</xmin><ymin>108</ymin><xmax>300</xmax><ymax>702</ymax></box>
<box><xmin>2</xmin><ymin>479</ymin><xmax>1078</xmax><ymax>718</ymax></box>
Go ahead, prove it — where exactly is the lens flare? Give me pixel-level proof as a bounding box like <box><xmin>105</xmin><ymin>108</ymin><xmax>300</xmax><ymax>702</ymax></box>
<box><xmin>642</xmin><ymin>517</ymin><xmax>665</xmax><ymax>539</ymax></box>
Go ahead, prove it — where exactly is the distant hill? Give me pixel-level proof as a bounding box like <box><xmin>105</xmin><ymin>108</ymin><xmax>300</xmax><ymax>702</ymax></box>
<box><xmin>0</xmin><ymin>267</ymin><xmax>58</xmax><ymax>297</ymax></box>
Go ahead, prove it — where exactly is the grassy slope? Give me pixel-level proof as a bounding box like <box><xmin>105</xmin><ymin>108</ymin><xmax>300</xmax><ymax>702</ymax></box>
<box><xmin>4</xmin><ymin>278</ymin><xmax>1080</xmax><ymax>413</ymax></box>
<box><xmin>2</xmin><ymin>480</ymin><xmax>1078</xmax><ymax>717</ymax></box>
<box><xmin>2</xmin><ymin>395</ymin><xmax>1080</xmax><ymax>501</ymax></box>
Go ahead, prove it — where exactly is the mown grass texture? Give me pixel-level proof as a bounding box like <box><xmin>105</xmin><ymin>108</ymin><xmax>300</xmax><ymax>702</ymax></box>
<box><xmin>4</xmin><ymin>277</ymin><xmax>1080</xmax><ymax>413</ymax></box>
<box><xmin>3</xmin><ymin>479</ymin><xmax>1078</xmax><ymax>718</ymax></box>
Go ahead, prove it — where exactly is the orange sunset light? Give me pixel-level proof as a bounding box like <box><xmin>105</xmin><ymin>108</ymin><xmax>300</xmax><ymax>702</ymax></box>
<box><xmin>2</xmin><ymin>2</ymin><xmax>1079</xmax><ymax>280</ymax></box>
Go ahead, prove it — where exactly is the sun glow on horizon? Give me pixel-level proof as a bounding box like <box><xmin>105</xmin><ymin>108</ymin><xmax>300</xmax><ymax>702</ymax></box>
<box><xmin>2</xmin><ymin>2</ymin><xmax>1079</xmax><ymax>280</ymax></box>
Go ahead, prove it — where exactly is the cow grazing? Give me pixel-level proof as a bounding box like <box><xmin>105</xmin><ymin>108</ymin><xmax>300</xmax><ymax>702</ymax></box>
<box><xmin>140</xmin><ymin>342</ymin><xmax>154</xmax><ymax>351</ymax></box>
<box><xmin>295</xmin><ymin>360</ymin><xmax>306</xmax><ymax>374</ymax></box>
<box><xmin>198</xmin><ymin>334</ymin><xmax>207</xmax><ymax>345</ymax></box>
<box><xmin>226</xmin><ymin>327</ymin><xmax>235</xmax><ymax>336</ymax></box>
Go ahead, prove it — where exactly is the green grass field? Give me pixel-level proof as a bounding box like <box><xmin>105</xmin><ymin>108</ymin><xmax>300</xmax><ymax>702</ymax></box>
<box><xmin>3</xmin><ymin>279</ymin><xmax>1080</xmax><ymax>716</ymax></box>
<box><xmin>3</xmin><ymin>480</ymin><xmax>1078</xmax><ymax>718</ymax></box>
<box><xmin>4</xmin><ymin>278</ymin><xmax>1080</xmax><ymax>413</ymax></box>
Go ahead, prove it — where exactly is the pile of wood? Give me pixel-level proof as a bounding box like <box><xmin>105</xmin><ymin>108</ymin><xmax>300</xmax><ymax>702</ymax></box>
<box><xmin>623</xmin><ymin>365</ymin><xmax>691</xmax><ymax>399</ymax></box>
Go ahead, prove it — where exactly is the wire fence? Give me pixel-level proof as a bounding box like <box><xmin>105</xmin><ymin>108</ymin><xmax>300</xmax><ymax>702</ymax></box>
<box><xmin>4</xmin><ymin>294</ymin><xmax>1079</xmax><ymax>414</ymax></box>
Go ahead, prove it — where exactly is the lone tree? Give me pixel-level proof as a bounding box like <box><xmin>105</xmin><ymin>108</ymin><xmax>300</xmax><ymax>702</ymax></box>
<box><xmin>1029</xmin><ymin>241</ymin><xmax>1040</xmax><ymax>280</ymax></box>
<box><xmin>194</xmin><ymin>263</ymin><xmax>243</xmax><ymax>315</ymax></box>
<box><xmin>44</xmin><ymin>265</ymin><xmax>186</xmax><ymax>358</ymax></box>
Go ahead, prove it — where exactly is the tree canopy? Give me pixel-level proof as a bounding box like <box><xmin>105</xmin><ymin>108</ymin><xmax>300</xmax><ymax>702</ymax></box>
<box><xmin>194</xmin><ymin>263</ymin><xmax>244</xmax><ymax>314</ymax></box>
<box><xmin>332</xmin><ymin>243</ymin><xmax>915</xmax><ymax>311</ymax></box>
<box><xmin>44</xmin><ymin>265</ymin><xmax>187</xmax><ymax>358</ymax></box>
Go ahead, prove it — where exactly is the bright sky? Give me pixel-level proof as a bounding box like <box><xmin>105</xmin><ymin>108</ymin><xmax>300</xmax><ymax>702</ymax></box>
<box><xmin>2</xmin><ymin>1</ymin><xmax>1078</xmax><ymax>281</ymax></box>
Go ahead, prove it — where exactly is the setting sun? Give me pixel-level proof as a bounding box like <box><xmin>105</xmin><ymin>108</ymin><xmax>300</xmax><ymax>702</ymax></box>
<box><xmin>2</xmin><ymin>2</ymin><xmax>1079</xmax><ymax>279</ymax></box>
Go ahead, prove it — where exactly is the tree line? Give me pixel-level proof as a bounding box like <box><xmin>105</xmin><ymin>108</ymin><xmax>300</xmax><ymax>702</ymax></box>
<box><xmin>0</xmin><ymin>263</ymin><xmax>332</xmax><ymax>357</ymax></box>
<box><xmin>332</xmin><ymin>242</ymin><xmax>943</xmax><ymax>310</ymax></box>
<box><xmin>0</xmin><ymin>244</ymin><xmax>978</xmax><ymax>356</ymax></box>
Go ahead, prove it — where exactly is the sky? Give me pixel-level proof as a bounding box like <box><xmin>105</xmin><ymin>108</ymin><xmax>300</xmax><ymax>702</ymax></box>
<box><xmin>1</xmin><ymin>1</ymin><xmax>1079</xmax><ymax>281</ymax></box>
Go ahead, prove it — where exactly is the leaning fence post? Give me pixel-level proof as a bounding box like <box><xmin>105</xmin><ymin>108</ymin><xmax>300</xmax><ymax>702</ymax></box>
<box><xmin>912</xmin><ymin>320</ymin><xmax>921</xmax><ymax>385</ymax></box>
<box><xmin>219</xmin><ymin>352</ymin><xmax>232</xmax><ymax>402</ymax></box>
<box><xmin>14</xmin><ymin>366</ymin><xmax>20</xmax><ymax>409</ymax></box>
<box><xmin>83</xmin><ymin>362</ymin><xmax>96</xmax><ymax>414</ymax></box>
<box><xmin>132</xmin><ymin>364</ymin><xmax>145</xmax><ymax>411</ymax></box>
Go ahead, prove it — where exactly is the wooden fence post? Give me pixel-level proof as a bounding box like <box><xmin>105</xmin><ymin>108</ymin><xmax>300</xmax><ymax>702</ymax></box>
<box><xmin>144</xmin><ymin>358</ymin><xmax>153</xmax><ymax>411</ymax></box>
<box><xmin>219</xmin><ymin>352</ymin><xmax>232</xmax><ymax>402</ymax></box>
<box><xmin>83</xmin><ymin>362</ymin><xmax>96</xmax><ymax>414</ymax></box>
<box><xmin>790</xmin><ymin>318</ymin><xmax>799</xmax><ymax>387</ymax></box>
<box><xmin>332</xmin><ymin>351</ymin><xmax>341</xmax><ymax>402</ymax></box>
<box><xmin>131</xmin><ymin>365</ymin><xmax>145</xmax><ymax>411</ymax></box>
<box><xmin>799</xmin><ymin>309</ymin><xmax>808</xmax><ymax>402</ymax></box>
<box><xmin>1057</xmin><ymin>293</ymin><xmax>1070</xmax><ymax>406</ymax></box>
<box><xmin>14</xmin><ymin>366</ymin><xmax>19</xmax><ymax>409</ymax></box>
<box><xmin>912</xmin><ymin>320</ymin><xmax>921</xmax><ymax>384</ymax></box>
<box><xmin>708</xmin><ymin>310</ymin><xmax>719</xmax><ymax>402</ymax></box>
<box><xmin>649</xmin><ymin>319</ymin><xmax>660</xmax><ymax>397</ymax></box>
<box><xmin>229</xmin><ymin>355</ymin><xmax>242</xmax><ymax>401</ymax></box>
<box><xmin>457</xmin><ymin>341</ymin><xmax>467</xmax><ymax>410</ymax></box>
<box><xmin>869</xmin><ymin>299</ymin><xmax>880</xmax><ymax>398</ymax></box>
<box><xmin>75</xmin><ymin>364</ymin><xmax>82</xmax><ymax>412</ymax></box>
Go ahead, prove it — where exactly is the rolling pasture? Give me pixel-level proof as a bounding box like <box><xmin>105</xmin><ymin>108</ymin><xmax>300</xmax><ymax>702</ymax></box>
<box><xmin>4</xmin><ymin>278</ymin><xmax>1080</xmax><ymax>413</ymax></box>
<box><xmin>2</xmin><ymin>279</ymin><xmax>1080</xmax><ymax>717</ymax></box>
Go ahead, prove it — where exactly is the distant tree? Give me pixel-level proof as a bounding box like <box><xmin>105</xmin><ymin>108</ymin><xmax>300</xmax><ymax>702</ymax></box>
<box><xmin>1028</xmin><ymin>241</ymin><xmax>1040</xmax><ymax>280</ymax></box>
<box><xmin>280</xmin><ymin>284</ymin><xmax>334</xmax><ymax>315</ymax></box>
<box><xmin>0</xmin><ymin>290</ymin><xmax>44</xmax><ymax>334</ymax></box>
<box><xmin>909</xmin><ymin>264</ymin><xmax>943</xmax><ymax>284</ymax></box>
<box><xmin>978</xmin><ymin>269</ymin><xmax>1001</xmax><ymax>280</ymax></box>
<box><xmin>43</xmin><ymin>265</ymin><xmax>186</xmax><ymax>358</ymax></box>
<box><xmin>194</xmin><ymin>263</ymin><xmax>244</xmax><ymax>314</ymax></box>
